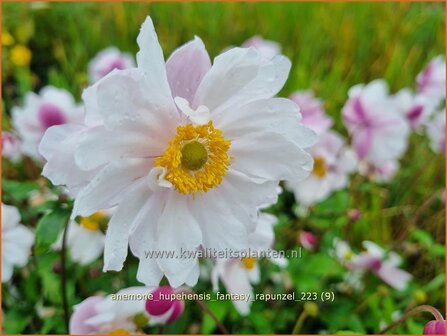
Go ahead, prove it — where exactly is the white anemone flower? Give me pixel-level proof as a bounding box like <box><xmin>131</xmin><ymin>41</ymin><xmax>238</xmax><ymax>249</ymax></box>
<box><xmin>2</xmin><ymin>203</ymin><xmax>34</xmax><ymax>282</ymax></box>
<box><xmin>211</xmin><ymin>212</ymin><xmax>285</xmax><ymax>315</ymax></box>
<box><xmin>39</xmin><ymin>17</ymin><xmax>316</xmax><ymax>288</ymax></box>
<box><xmin>53</xmin><ymin>212</ymin><xmax>107</xmax><ymax>265</ymax></box>
<box><xmin>12</xmin><ymin>86</ymin><xmax>83</xmax><ymax>160</ymax></box>
<box><xmin>286</xmin><ymin>131</ymin><xmax>356</xmax><ymax>207</ymax></box>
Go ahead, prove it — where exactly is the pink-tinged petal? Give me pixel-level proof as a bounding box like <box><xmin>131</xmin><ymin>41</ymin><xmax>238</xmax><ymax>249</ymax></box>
<box><xmin>424</xmin><ymin>320</ymin><xmax>446</xmax><ymax>335</ymax></box>
<box><xmin>242</xmin><ymin>36</ymin><xmax>281</xmax><ymax>59</ymax></box>
<box><xmin>352</xmin><ymin>128</ymin><xmax>373</xmax><ymax>160</ymax></box>
<box><xmin>376</xmin><ymin>264</ymin><xmax>412</xmax><ymax>291</ymax></box>
<box><xmin>69</xmin><ymin>296</ymin><xmax>103</xmax><ymax>334</ymax></box>
<box><xmin>166</xmin><ymin>37</ymin><xmax>211</xmax><ymax>103</ymax></box>
<box><xmin>290</xmin><ymin>91</ymin><xmax>333</xmax><ymax>135</ymax></box>
<box><xmin>136</xmin><ymin>17</ymin><xmax>173</xmax><ymax>101</ymax></box>
<box><xmin>103</xmin><ymin>179</ymin><xmax>153</xmax><ymax>272</ymax></box>
<box><xmin>38</xmin><ymin>103</ymin><xmax>66</xmax><ymax>129</ymax></box>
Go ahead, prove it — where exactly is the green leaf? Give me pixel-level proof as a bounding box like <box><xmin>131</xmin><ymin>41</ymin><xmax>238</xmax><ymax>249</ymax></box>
<box><xmin>35</xmin><ymin>207</ymin><xmax>71</xmax><ymax>254</ymax></box>
<box><xmin>201</xmin><ymin>299</ymin><xmax>230</xmax><ymax>334</ymax></box>
<box><xmin>2</xmin><ymin>309</ymin><xmax>33</xmax><ymax>334</ymax></box>
<box><xmin>2</xmin><ymin>179</ymin><xmax>39</xmax><ymax>201</ymax></box>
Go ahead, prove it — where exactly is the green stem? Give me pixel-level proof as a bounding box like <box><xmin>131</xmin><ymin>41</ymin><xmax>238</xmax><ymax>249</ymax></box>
<box><xmin>379</xmin><ymin>305</ymin><xmax>444</xmax><ymax>334</ymax></box>
<box><xmin>60</xmin><ymin>218</ymin><xmax>70</xmax><ymax>333</ymax></box>
<box><xmin>292</xmin><ymin>310</ymin><xmax>307</xmax><ymax>334</ymax></box>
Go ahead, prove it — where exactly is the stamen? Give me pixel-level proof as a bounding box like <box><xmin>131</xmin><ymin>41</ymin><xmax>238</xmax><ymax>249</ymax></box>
<box><xmin>241</xmin><ymin>257</ymin><xmax>256</xmax><ymax>270</ymax></box>
<box><xmin>155</xmin><ymin>121</ymin><xmax>231</xmax><ymax>194</ymax></box>
<box><xmin>312</xmin><ymin>156</ymin><xmax>327</xmax><ymax>178</ymax></box>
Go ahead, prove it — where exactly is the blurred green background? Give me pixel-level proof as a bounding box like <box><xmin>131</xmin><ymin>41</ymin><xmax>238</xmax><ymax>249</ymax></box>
<box><xmin>1</xmin><ymin>2</ymin><xmax>445</xmax><ymax>334</ymax></box>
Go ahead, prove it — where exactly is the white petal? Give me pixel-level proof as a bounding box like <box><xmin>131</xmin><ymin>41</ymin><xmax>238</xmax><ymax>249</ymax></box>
<box><xmin>129</xmin><ymin>192</ymin><xmax>167</xmax><ymax>286</ymax></box>
<box><xmin>103</xmin><ymin>180</ymin><xmax>153</xmax><ymax>272</ymax></box>
<box><xmin>215</xmin><ymin>98</ymin><xmax>316</xmax><ymax>149</ymax></box>
<box><xmin>83</xmin><ymin>68</ymin><xmax>178</xmax><ymax>141</ymax></box>
<box><xmin>136</xmin><ymin>16</ymin><xmax>173</xmax><ymax>104</ymax></box>
<box><xmin>75</xmin><ymin>125</ymin><xmax>163</xmax><ymax>171</ymax></box>
<box><xmin>73</xmin><ymin>159</ymin><xmax>150</xmax><ymax>218</ymax></box>
<box><xmin>230</xmin><ymin>132</ymin><xmax>314</xmax><ymax>182</ymax></box>
<box><xmin>156</xmin><ymin>192</ymin><xmax>202</xmax><ymax>288</ymax></box>
<box><xmin>194</xmin><ymin>47</ymin><xmax>290</xmax><ymax>115</ymax></box>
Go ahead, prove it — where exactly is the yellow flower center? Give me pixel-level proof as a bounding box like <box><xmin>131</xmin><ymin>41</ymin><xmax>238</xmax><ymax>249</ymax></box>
<box><xmin>109</xmin><ymin>329</ymin><xmax>129</xmax><ymax>335</ymax></box>
<box><xmin>79</xmin><ymin>212</ymin><xmax>106</xmax><ymax>231</ymax></box>
<box><xmin>241</xmin><ymin>257</ymin><xmax>256</xmax><ymax>270</ymax></box>
<box><xmin>155</xmin><ymin>121</ymin><xmax>231</xmax><ymax>194</ymax></box>
<box><xmin>312</xmin><ymin>156</ymin><xmax>327</xmax><ymax>178</ymax></box>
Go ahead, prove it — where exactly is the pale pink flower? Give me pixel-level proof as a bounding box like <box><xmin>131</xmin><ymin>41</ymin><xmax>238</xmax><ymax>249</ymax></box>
<box><xmin>88</xmin><ymin>47</ymin><xmax>135</xmax><ymax>83</ymax></box>
<box><xmin>417</xmin><ymin>56</ymin><xmax>446</xmax><ymax>102</ymax></box>
<box><xmin>290</xmin><ymin>90</ymin><xmax>333</xmax><ymax>135</ymax></box>
<box><xmin>343</xmin><ymin>80</ymin><xmax>410</xmax><ymax>166</ymax></box>
<box><xmin>12</xmin><ymin>86</ymin><xmax>83</xmax><ymax>160</ymax></box>
<box><xmin>39</xmin><ymin>17</ymin><xmax>316</xmax><ymax>288</ymax></box>
<box><xmin>145</xmin><ymin>286</ymin><xmax>184</xmax><ymax>325</ymax></box>
<box><xmin>286</xmin><ymin>131</ymin><xmax>356</xmax><ymax>207</ymax></box>
<box><xmin>69</xmin><ymin>287</ymin><xmax>151</xmax><ymax>334</ymax></box>
<box><xmin>2</xmin><ymin>131</ymin><xmax>21</xmax><ymax>162</ymax></box>
<box><xmin>242</xmin><ymin>36</ymin><xmax>281</xmax><ymax>59</ymax></box>
<box><xmin>425</xmin><ymin>109</ymin><xmax>445</xmax><ymax>154</ymax></box>
<box><xmin>393</xmin><ymin>88</ymin><xmax>435</xmax><ymax>129</ymax></box>
<box><xmin>349</xmin><ymin>241</ymin><xmax>412</xmax><ymax>291</ymax></box>
<box><xmin>211</xmin><ymin>213</ymin><xmax>283</xmax><ymax>315</ymax></box>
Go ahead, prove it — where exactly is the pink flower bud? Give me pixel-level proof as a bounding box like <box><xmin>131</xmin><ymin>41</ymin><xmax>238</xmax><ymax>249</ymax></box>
<box><xmin>145</xmin><ymin>286</ymin><xmax>184</xmax><ymax>324</ymax></box>
<box><xmin>423</xmin><ymin>320</ymin><xmax>446</xmax><ymax>335</ymax></box>
<box><xmin>299</xmin><ymin>231</ymin><xmax>317</xmax><ymax>251</ymax></box>
<box><xmin>347</xmin><ymin>209</ymin><xmax>361</xmax><ymax>221</ymax></box>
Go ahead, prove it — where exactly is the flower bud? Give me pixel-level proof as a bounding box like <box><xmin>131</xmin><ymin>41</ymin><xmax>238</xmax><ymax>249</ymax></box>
<box><xmin>145</xmin><ymin>286</ymin><xmax>184</xmax><ymax>324</ymax></box>
<box><xmin>299</xmin><ymin>231</ymin><xmax>317</xmax><ymax>251</ymax></box>
<box><xmin>423</xmin><ymin>320</ymin><xmax>446</xmax><ymax>335</ymax></box>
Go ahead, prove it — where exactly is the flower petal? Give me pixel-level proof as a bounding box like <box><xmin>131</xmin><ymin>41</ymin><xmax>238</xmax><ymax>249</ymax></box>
<box><xmin>156</xmin><ymin>192</ymin><xmax>202</xmax><ymax>288</ymax></box>
<box><xmin>230</xmin><ymin>132</ymin><xmax>314</xmax><ymax>182</ymax></box>
<box><xmin>166</xmin><ymin>37</ymin><xmax>211</xmax><ymax>103</ymax></box>
<box><xmin>73</xmin><ymin>159</ymin><xmax>150</xmax><ymax>218</ymax></box>
<box><xmin>75</xmin><ymin>125</ymin><xmax>163</xmax><ymax>171</ymax></box>
<box><xmin>216</xmin><ymin>98</ymin><xmax>316</xmax><ymax>149</ymax></box>
<box><xmin>136</xmin><ymin>16</ymin><xmax>173</xmax><ymax>103</ymax></box>
<box><xmin>194</xmin><ymin>47</ymin><xmax>290</xmax><ymax>114</ymax></box>
<box><xmin>103</xmin><ymin>179</ymin><xmax>153</xmax><ymax>272</ymax></box>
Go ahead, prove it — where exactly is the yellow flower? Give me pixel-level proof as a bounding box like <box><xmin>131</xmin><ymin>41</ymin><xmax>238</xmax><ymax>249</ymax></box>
<box><xmin>10</xmin><ymin>45</ymin><xmax>32</xmax><ymax>67</ymax></box>
<box><xmin>2</xmin><ymin>32</ymin><xmax>14</xmax><ymax>46</ymax></box>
